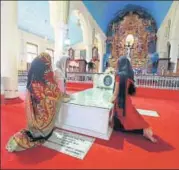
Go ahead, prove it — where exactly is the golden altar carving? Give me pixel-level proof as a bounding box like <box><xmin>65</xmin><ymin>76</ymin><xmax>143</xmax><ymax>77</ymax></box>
<box><xmin>108</xmin><ymin>12</ymin><xmax>157</xmax><ymax>69</ymax></box>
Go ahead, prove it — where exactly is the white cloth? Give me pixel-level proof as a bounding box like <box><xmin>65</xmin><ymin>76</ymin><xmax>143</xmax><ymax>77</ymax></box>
<box><xmin>56</xmin><ymin>56</ymin><xmax>69</xmax><ymax>80</ymax></box>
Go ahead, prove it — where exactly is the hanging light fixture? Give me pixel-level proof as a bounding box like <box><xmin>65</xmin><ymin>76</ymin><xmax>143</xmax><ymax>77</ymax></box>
<box><xmin>64</xmin><ymin>28</ymin><xmax>70</xmax><ymax>46</ymax></box>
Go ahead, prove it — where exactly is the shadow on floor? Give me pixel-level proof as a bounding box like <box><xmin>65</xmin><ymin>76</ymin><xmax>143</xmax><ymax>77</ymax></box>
<box><xmin>95</xmin><ymin>131</ymin><xmax>175</xmax><ymax>152</ymax></box>
<box><xmin>15</xmin><ymin>146</ymin><xmax>58</xmax><ymax>165</ymax></box>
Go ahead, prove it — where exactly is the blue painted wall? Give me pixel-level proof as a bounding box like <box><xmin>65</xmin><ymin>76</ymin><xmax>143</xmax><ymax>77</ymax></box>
<box><xmin>83</xmin><ymin>1</ymin><xmax>173</xmax><ymax>33</ymax></box>
<box><xmin>18</xmin><ymin>1</ymin><xmax>83</xmax><ymax>44</ymax></box>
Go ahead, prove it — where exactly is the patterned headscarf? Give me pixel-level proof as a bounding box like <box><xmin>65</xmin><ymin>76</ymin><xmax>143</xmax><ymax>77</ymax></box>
<box><xmin>27</xmin><ymin>52</ymin><xmax>60</xmax><ymax>103</ymax></box>
<box><xmin>5</xmin><ymin>53</ymin><xmax>62</xmax><ymax>151</ymax></box>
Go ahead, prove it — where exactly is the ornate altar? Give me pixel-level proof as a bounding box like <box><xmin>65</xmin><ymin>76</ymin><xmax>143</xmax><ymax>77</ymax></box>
<box><xmin>68</xmin><ymin>48</ymin><xmax>75</xmax><ymax>60</ymax></box>
<box><xmin>106</xmin><ymin>5</ymin><xmax>157</xmax><ymax>70</ymax></box>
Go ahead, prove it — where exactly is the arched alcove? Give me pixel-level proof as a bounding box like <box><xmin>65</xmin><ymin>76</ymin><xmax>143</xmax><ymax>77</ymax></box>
<box><xmin>67</xmin><ymin>9</ymin><xmax>92</xmax><ymax>60</ymax></box>
<box><xmin>67</xmin><ymin>8</ymin><xmax>91</xmax><ymax>73</ymax></box>
<box><xmin>106</xmin><ymin>5</ymin><xmax>157</xmax><ymax>69</ymax></box>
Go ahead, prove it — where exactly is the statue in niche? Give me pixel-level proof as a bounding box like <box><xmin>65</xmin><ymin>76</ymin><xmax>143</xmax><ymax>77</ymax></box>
<box><xmin>92</xmin><ymin>46</ymin><xmax>98</xmax><ymax>60</ymax></box>
<box><xmin>91</xmin><ymin>46</ymin><xmax>99</xmax><ymax>73</ymax></box>
<box><xmin>68</xmin><ymin>48</ymin><xmax>75</xmax><ymax>60</ymax></box>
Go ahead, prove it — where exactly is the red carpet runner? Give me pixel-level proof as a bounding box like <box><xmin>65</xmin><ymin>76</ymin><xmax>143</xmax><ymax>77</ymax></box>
<box><xmin>1</xmin><ymin>83</ymin><xmax>179</xmax><ymax>169</ymax></box>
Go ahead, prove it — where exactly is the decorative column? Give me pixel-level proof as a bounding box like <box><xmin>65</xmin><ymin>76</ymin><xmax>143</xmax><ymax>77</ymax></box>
<box><xmin>53</xmin><ymin>23</ymin><xmax>68</xmax><ymax>64</ymax></box>
<box><xmin>96</xmin><ymin>34</ymin><xmax>106</xmax><ymax>73</ymax></box>
<box><xmin>49</xmin><ymin>1</ymin><xmax>70</xmax><ymax>67</ymax></box>
<box><xmin>99</xmin><ymin>37</ymin><xmax>106</xmax><ymax>73</ymax></box>
<box><xmin>98</xmin><ymin>48</ymin><xmax>103</xmax><ymax>73</ymax></box>
<box><xmin>86</xmin><ymin>44</ymin><xmax>93</xmax><ymax>62</ymax></box>
<box><xmin>169</xmin><ymin>2</ymin><xmax>179</xmax><ymax>73</ymax></box>
<box><xmin>169</xmin><ymin>39</ymin><xmax>179</xmax><ymax>72</ymax></box>
<box><xmin>1</xmin><ymin>1</ymin><xmax>22</xmax><ymax>103</ymax></box>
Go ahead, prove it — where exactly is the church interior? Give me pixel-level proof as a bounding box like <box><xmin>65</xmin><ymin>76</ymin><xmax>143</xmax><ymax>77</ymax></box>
<box><xmin>1</xmin><ymin>1</ymin><xmax>179</xmax><ymax>169</ymax></box>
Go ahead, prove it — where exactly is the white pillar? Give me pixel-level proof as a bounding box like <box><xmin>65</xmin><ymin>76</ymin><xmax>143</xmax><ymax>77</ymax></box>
<box><xmin>1</xmin><ymin>1</ymin><xmax>19</xmax><ymax>99</ymax></box>
<box><xmin>169</xmin><ymin>2</ymin><xmax>179</xmax><ymax>72</ymax></box>
<box><xmin>98</xmin><ymin>39</ymin><xmax>104</xmax><ymax>73</ymax></box>
<box><xmin>86</xmin><ymin>44</ymin><xmax>93</xmax><ymax>62</ymax></box>
<box><xmin>170</xmin><ymin>39</ymin><xmax>179</xmax><ymax>72</ymax></box>
<box><xmin>99</xmin><ymin>57</ymin><xmax>103</xmax><ymax>73</ymax></box>
<box><xmin>96</xmin><ymin>34</ymin><xmax>106</xmax><ymax>73</ymax></box>
<box><xmin>54</xmin><ymin>23</ymin><xmax>68</xmax><ymax>65</ymax></box>
<box><xmin>49</xmin><ymin>1</ymin><xmax>70</xmax><ymax>67</ymax></box>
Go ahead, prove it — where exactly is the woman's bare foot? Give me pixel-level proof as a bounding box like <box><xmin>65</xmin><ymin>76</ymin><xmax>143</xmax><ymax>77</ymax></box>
<box><xmin>143</xmin><ymin>128</ymin><xmax>157</xmax><ymax>143</ymax></box>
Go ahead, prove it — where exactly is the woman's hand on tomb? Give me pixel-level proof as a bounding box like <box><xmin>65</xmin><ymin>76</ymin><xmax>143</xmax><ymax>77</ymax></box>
<box><xmin>62</xmin><ymin>93</ymin><xmax>71</xmax><ymax>103</ymax></box>
<box><xmin>110</xmin><ymin>96</ymin><xmax>116</xmax><ymax>103</ymax></box>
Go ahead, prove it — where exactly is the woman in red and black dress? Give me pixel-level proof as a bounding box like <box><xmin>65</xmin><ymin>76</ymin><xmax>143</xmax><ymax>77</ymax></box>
<box><xmin>111</xmin><ymin>56</ymin><xmax>157</xmax><ymax>143</ymax></box>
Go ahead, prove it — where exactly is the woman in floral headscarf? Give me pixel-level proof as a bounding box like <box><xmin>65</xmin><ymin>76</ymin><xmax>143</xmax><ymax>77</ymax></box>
<box><xmin>6</xmin><ymin>52</ymin><xmax>64</xmax><ymax>152</ymax></box>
